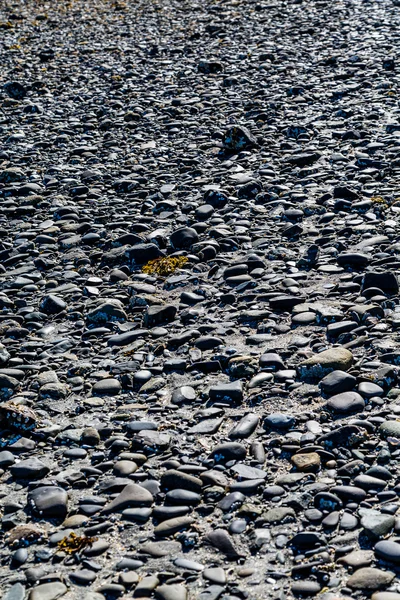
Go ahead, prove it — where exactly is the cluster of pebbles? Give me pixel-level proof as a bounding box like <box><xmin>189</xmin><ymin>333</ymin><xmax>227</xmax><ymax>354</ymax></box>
<box><xmin>2</xmin><ymin>0</ymin><xmax>400</xmax><ymax>598</ymax></box>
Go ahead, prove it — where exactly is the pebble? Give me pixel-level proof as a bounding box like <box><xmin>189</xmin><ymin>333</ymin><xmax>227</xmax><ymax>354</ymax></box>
<box><xmin>347</xmin><ymin>568</ymin><xmax>395</xmax><ymax>590</ymax></box>
<box><xmin>29</xmin><ymin>583</ymin><xmax>67</xmax><ymax>600</ymax></box>
<box><xmin>375</xmin><ymin>540</ymin><xmax>400</xmax><ymax>563</ymax></box>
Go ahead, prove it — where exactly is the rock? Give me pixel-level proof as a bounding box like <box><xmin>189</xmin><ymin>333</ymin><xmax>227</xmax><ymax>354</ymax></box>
<box><xmin>205</xmin><ymin>529</ymin><xmax>243</xmax><ymax>559</ymax></box>
<box><xmin>156</xmin><ymin>584</ymin><xmax>187</xmax><ymax>600</ymax></box>
<box><xmin>326</xmin><ymin>391</ymin><xmax>365</xmax><ymax>414</ymax></box>
<box><xmin>362</xmin><ymin>272</ymin><xmax>399</xmax><ymax>295</ymax></box>
<box><xmin>86</xmin><ymin>300</ymin><xmax>127</xmax><ymax>324</ymax></box>
<box><xmin>379</xmin><ymin>421</ymin><xmax>400</xmax><ymax>439</ymax></box>
<box><xmin>209</xmin><ymin>381</ymin><xmax>243</xmax><ymax>404</ymax></box>
<box><xmin>292</xmin><ymin>452</ymin><xmax>320</xmax><ymax>471</ymax></box>
<box><xmin>40</xmin><ymin>295</ymin><xmax>66</xmax><ymax>314</ymax></box>
<box><xmin>10</xmin><ymin>458</ymin><xmax>49</xmax><ymax>480</ymax></box>
<box><xmin>171</xmin><ymin>386</ymin><xmax>196</xmax><ymax>405</ymax></box>
<box><xmin>320</xmin><ymin>370</ymin><xmax>357</xmax><ymax>395</ymax></box>
<box><xmin>209</xmin><ymin>443</ymin><xmax>247</xmax><ymax>463</ymax></box>
<box><xmin>298</xmin><ymin>348</ymin><xmax>353</xmax><ymax>380</ymax></box>
<box><xmin>28</xmin><ymin>486</ymin><xmax>68</xmax><ymax>518</ymax></box>
<box><xmin>222</xmin><ymin>125</ymin><xmax>258</xmax><ymax>150</ymax></box>
<box><xmin>375</xmin><ymin>540</ymin><xmax>400</xmax><ymax>564</ymax></box>
<box><xmin>161</xmin><ymin>470</ymin><xmax>202</xmax><ymax>493</ymax></box>
<box><xmin>3</xmin><ymin>584</ymin><xmax>25</xmax><ymax>600</ymax></box>
<box><xmin>101</xmin><ymin>483</ymin><xmax>153</xmax><ymax>513</ymax></box>
<box><xmin>170</xmin><ymin>227</ymin><xmax>199</xmax><ymax>249</ymax></box>
<box><xmin>4</xmin><ymin>81</ymin><xmax>27</xmax><ymax>99</ymax></box>
<box><xmin>154</xmin><ymin>516</ymin><xmax>194</xmax><ymax>537</ymax></box>
<box><xmin>360</xmin><ymin>510</ymin><xmax>394</xmax><ymax>540</ymax></box>
<box><xmin>29</xmin><ymin>583</ymin><xmax>67</xmax><ymax>600</ymax></box>
<box><xmin>347</xmin><ymin>568</ymin><xmax>395</xmax><ymax>590</ymax></box>
<box><xmin>126</xmin><ymin>243</ymin><xmax>164</xmax><ymax>265</ymax></box>
<box><xmin>339</xmin><ymin>550</ymin><xmax>374</xmax><ymax>569</ymax></box>
<box><xmin>144</xmin><ymin>304</ymin><xmax>177</xmax><ymax>327</ymax></box>
<box><xmin>92</xmin><ymin>378</ymin><xmax>121</xmax><ymax>396</ymax></box>
<box><xmin>0</xmin><ymin>344</ymin><xmax>10</xmax><ymax>365</ymax></box>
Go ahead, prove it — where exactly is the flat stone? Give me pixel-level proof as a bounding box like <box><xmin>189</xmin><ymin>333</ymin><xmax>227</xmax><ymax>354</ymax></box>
<box><xmin>375</xmin><ymin>540</ymin><xmax>400</xmax><ymax>564</ymax></box>
<box><xmin>101</xmin><ymin>483</ymin><xmax>153</xmax><ymax>513</ymax></box>
<box><xmin>292</xmin><ymin>452</ymin><xmax>321</xmax><ymax>471</ymax></box>
<box><xmin>347</xmin><ymin>567</ymin><xmax>395</xmax><ymax>590</ymax></box>
<box><xmin>298</xmin><ymin>347</ymin><xmax>353</xmax><ymax>381</ymax></box>
<box><xmin>326</xmin><ymin>391</ymin><xmax>365</xmax><ymax>414</ymax></box>
<box><xmin>339</xmin><ymin>550</ymin><xmax>374</xmax><ymax>569</ymax></box>
<box><xmin>29</xmin><ymin>583</ymin><xmax>68</xmax><ymax>600</ymax></box>
<box><xmin>28</xmin><ymin>486</ymin><xmax>68</xmax><ymax>518</ymax></box>
<box><xmin>156</xmin><ymin>584</ymin><xmax>187</xmax><ymax>600</ymax></box>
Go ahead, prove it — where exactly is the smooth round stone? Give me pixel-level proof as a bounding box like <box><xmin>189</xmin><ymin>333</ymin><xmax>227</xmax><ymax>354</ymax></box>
<box><xmin>263</xmin><ymin>485</ymin><xmax>285</xmax><ymax>498</ymax></box>
<box><xmin>4</xmin><ymin>583</ymin><xmax>26</xmax><ymax>600</ymax></box>
<box><xmin>331</xmin><ymin>486</ymin><xmax>367</xmax><ymax>504</ymax></box>
<box><xmin>203</xmin><ymin>567</ymin><xmax>226</xmax><ymax>585</ymax></box>
<box><xmin>166</xmin><ymin>489</ymin><xmax>201</xmax><ymax>505</ymax></box>
<box><xmin>116</xmin><ymin>557</ymin><xmax>144</xmax><ymax>571</ymax></box>
<box><xmin>96</xmin><ymin>584</ymin><xmax>125</xmax><ymax>597</ymax></box>
<box><xmin>380</xmin><ymin>421</ymin><xmax>400</xmax><ymax>439</ymax></box>
<box><xmin>358</xmin><ymin>382</ymin><xmax>384</xmax><ymax>397</ymax></box>
<box><xmin>122</xmin><ymin>507</ymin><xmax>152</xmax><ymax>522</ymax></box>
<box><xmin>133</xmin><ymin>370</ymin><xmax>152</xmax><ymax>383</ymax></box>
<box><xmin>11</xmin><ymin>547</ymin><xmax>28</xmax><ymax>566</ymax></box>
<box><xmin>10</xmin><ymin>458</ymin><xmax>49</xmax><ymax>480</ymax></box>
<box><xmin>292</xmin><ymin>452</ymin><xmax>320</xmax><ymax>472</ymax></box>
<box><xmin>304</xmin><ymin>509</ymin><xmax>323</xmax><ymax>522</ymax></box>
<box><xmin>291</xmin><ymin>581</ymin><xmax>321</xmax><ymax>596</ymax></box>
<box><xmin>140</xmin><ymin>541</ymin><xmax>181</xmax><ymax>557</ymax></box>
<box><xmin>248</xmin><ymin>372</ymin><xmax>273</xmax><ymax>388</ymax></box>
<box><xmin>229</xmin><ymin>518</ymin><xmax>247</xmax><ymax>534</ymax></box>
<box><xmin>375</xmin><ymin>540</ymin><xmax>400</xmax><ymax>563</ymax></box>
<box><xmin>28</xmin><ymin>486</ymin><xmax>68</xmax><ymax>518</ymax></box>
<box><xmin>0</xmin><ymin>451</ymin><xmax>15</xmax><ymax>468</ymax></box>
<box><xmin>326</xmin><ymin>391</ymin><xmax>365</xmax><ymax>414</ymax></box>
<box><xmin>174</xmin><ymin>557</ymin><xmax>204</xmax><ymax>571</ymax></box>
<box><xmin>69</xmin><ymin>569</ymin><xmax>97</xmax><ymax>585</ymax></box>
<box><xmin>29</xmin><ymin>583</ymin><xmax>67</xmax><ymax>600</ymax></box>
<box><xmin>340</xmin><ymin>513</ymin><xmax>359</xmax><ymax>530</ymax></box>
<box><xmin>92</xmin><ymin>378</ymin><xmax>121</xmax><ymax>396</ymax></box>
<box><xmin>339</xmin><ymin>550</ymin><xmax>374</xmax><ymax>569</ymax></box>
<box><xmin>292</xmin><ymin>312</ymin><xmax>316</xmax><ymax>325</ymax></box>
<box><xmin>64</xmin><ymin>448</ymin><xmax>87</xmax><ymax>459</ymax></box>
<box><xmin>347</xmin><ymin>567</ymin><xmax>395</xmax><ymax>590</ymax></box>
<box><xmin>113</xmin><ymin>460</ymin><xmax>138</xmax><ymax>476</ymax></box>
<box><xmin>83</xmin><ymin>540</ymin><xmax>110</xmax><ymax>556</ymax></box>
<box><xmin>322</xmin><ymin>511</ymin><xmax>340</xmax><ymax>528</ymax></box>
<box><xmin>264</xmin><ymin>413</ymin><xmax>295</xmax><ymax>429</ymax></box>
<box><xmin>320</xmin><ymin>370</ymin><xmax>357</xmax><ymax>395</ymax></box>
<box><xmin>156</xmin><ymin>584</ymin><xmax>187</xmax><ymax>600</ymax></box>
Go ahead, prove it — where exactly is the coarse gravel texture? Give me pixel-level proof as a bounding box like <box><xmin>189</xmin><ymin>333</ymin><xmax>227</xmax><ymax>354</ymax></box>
<box><xmin>2</xmin><ymin>0</ymin><xmax>400</xmax><ymax>598</ymax></box>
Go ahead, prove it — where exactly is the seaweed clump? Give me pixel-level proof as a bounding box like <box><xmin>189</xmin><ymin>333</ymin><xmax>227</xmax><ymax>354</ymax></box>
<box><xmin>57</xmin><ymin>532</ymin><xmax>97</xmax><ymax>554</ymax></box>
<box><xmin>142</xmin><ymin>256</ymin><xmax>188</xmax><ymax>277</ymax></box>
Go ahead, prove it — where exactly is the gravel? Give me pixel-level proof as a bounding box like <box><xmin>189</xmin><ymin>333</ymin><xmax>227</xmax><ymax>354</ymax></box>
<box><xmin>1</xmin><ymin>0</ymin><xmax>400</xmax><ymax>597</ymax></box>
